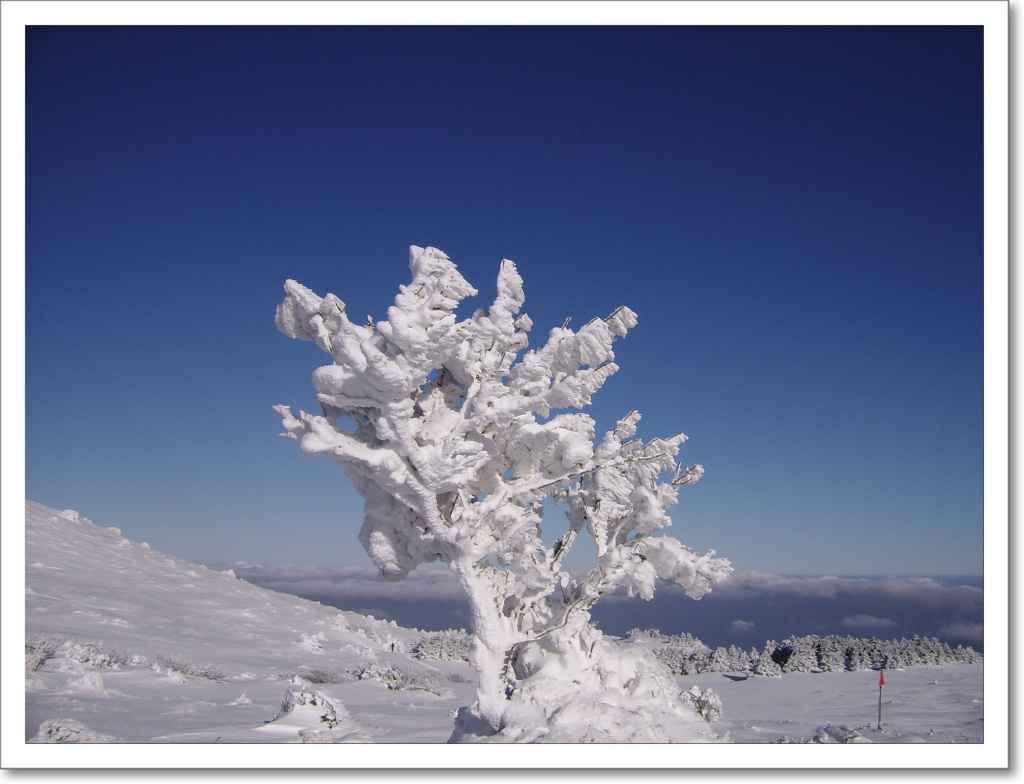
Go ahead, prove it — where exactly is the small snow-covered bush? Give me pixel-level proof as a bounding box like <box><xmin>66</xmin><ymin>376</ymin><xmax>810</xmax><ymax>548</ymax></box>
<box><xmin>30</xmin><ymin>718</ymin><xmax>119</xmax><ymax>743</ymax></box>
<box><xmin>156</xmin><ymin>653</ymin><xmax>227</xmax><ymax>682</ymax></box>
<box><xmin>814</xmin><ymin>724</ymin><xmax>865</xmax><ymax>744</ymax></box>
<box><xmin>687</xmin><ymin>685</ymin><xmax>723</xmax><ymax>723</ymax></box>
<box><xmin>411</xmin><ymin>629</ymin><xmax>471</xmax><ymax>662</ymax></box>
<box><xmin>64</xmin><ymin>641</ymin><xmax>132</xmax><ymax>669</ymax></box>
<box><xmin>25</xmin><ymin>634</ymin><xmax>68</xmax><ymax>671</ymax></box>
<box><xmin>26</xmin><ymin>635</ymin><xmax>133</xmax><ymax>671</ymax></box>
<box><xmin>294</xmin><ymin>669</ymin><xmax>349</xmax><ymax>684</ymax></box>
<box><xmin>353</xmin><ymin>663</ymin><xmax>446</xmax><ymax>695</ymax></box>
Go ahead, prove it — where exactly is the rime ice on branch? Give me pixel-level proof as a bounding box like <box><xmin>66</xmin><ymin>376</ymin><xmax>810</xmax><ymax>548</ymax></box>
<box><xmin>275</xmin><ymin>246</ymin><xmax>731</xmax><ymax>742</ymax></box>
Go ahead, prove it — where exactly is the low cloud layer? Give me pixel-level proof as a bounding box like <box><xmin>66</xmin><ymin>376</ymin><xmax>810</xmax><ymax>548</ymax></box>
<box><xmin>840</xmin><ymin>613</ymin><xmax>899</xmax><ymax>630</ymax></box>
<box><xmin>216</xmin><ymin>562</ymin><xmax>470</xmax><ymax>631</ymax></box>
<box><xmin>594</xmin><ymin>571</ymin><xmax>984</xmax><ymax>651</ymax></box>
<box><xmin>224</xmin><ymin>562</ymin><xmax>465</xmax><ymax>602</ymax></box>
<box><xmin>937</xmin><ymin>621</ymin><xmax>984</xmax><ymax>646</ymax></box>
<box><xmin>216</xmin><ymin>564</ymin><xmax>984</xmax><ymax>652</ymax></box>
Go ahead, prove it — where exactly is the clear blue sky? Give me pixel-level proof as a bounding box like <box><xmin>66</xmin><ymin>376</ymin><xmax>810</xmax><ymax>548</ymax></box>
<box><xmin>22</xmin><ymin>24</ymin><xmax>984</xmax><ymax>576</ymax></box>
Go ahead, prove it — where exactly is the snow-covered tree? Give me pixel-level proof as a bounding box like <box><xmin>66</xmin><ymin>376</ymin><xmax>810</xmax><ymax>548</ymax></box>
<box><xmin>751</xmin><ymin>642</ymin><xmax>782</xmax><ymax>677</ymax></box>
<box><xmin>815</xmin><ymin>636</ymin><xmax>847</xmax><ymax>673</ymax></box>
<box><xmin>275</xmin><ymin>246</ymin><xmax>731</xmax><ymax>741</ymax></box>
<box><xmin>777</xmin><ymin>635</ymin><xmax>819</xmax><ymax>673</ymax></box>
<box><xmin>728</xmin><ymin>645</ymin><xmax>751</xmax><ymax>672</ymax></box>
<box><xmin>707</xmin><ymin>646</ymin><xmax>733</xmax><ymax>672</ymax></box>
<box><xmin>844</xmin><ymin>643</ymin><xmax>867</xmax><ymax>672</ymax></box>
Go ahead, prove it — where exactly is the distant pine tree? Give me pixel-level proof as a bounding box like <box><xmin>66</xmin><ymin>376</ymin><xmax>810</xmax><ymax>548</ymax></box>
<box><xmin>728</xmin><ymin>645</ymin><xmax>750</xmax><ymax>671</ymax></box>
<box><xmin>844</xmin><ymin>644</ymin><xmax>866</xmax><ymax>672</ymax></box>
<box><xmin>816</xmin><ymin>637</ymin><xmax>846</xmax><ymax>672</ymax></box>
<box><xmin>752</xmin><ymin>643</ymin><xmax>782</xmax><ymax>677</ymax></box>
<box><xmin>778</xmin><ymin>636</ymin><xmax>819</xmax><ymax>673</ymax></box>
<box><xmin>706</xmin><ymin>647</ymin><xmax>730</xmax><ymax>672</ymax></box>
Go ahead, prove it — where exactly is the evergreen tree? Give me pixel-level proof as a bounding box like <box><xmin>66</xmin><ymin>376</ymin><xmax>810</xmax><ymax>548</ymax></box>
<box><xmin>779</xmin><ymin>635</ymin><xmax>818</xmax><ymax>673</ymax></box>
<box><xmin>752</xmin><ymin>642</ymin><xmax>782</xmax><ymax>677</ymax></box>
<box><xmin>708</xmin><ymin>647</ymin><xmax>732</xmax><ymax>673</ymax></box>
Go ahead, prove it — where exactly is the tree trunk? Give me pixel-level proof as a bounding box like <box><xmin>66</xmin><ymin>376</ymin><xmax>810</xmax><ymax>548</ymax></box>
<box><xmin>450</xmin><ymin>560</ymin><xmax>516</xmax><ymax>735</ymax></box>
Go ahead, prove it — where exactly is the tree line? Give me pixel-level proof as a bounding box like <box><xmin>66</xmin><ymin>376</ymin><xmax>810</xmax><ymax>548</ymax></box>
<box><xmin>625</xmin><ymin>630</ymin><xmax>980</xmax><ymax>676</ymax></box>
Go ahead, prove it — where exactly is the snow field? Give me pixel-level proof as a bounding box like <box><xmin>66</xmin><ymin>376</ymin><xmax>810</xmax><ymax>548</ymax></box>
<box><xmin>18</xmin><ymin>500</ymin><xmax>987</xmax><ymax>767</ymax></box>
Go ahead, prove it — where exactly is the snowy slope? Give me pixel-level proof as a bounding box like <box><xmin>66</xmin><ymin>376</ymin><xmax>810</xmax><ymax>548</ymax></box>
<box><xmin>24</xmin><ymin>501</ymin><xmax>476</xmax><ymax>744</ymax></box>
<box><xmin>18</xmin><ymin>500</ymin><xmax>992</xmax><ymax>767</ymax></box>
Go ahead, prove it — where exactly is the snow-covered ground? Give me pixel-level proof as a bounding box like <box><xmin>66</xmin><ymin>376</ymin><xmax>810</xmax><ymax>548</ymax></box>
<box><xmin>679</xmin><ymin>665</ymin><xmax>982</xmax><ymax>744</ymax></box>
<box><xmin>22</xmin><ymin>501</ymin><xmax>471</xmax><ymax>745</ymax></box>
<box><xmin>12</xmin><ymin>501</ymin><xmax>996</xmax><ymax>768</ymax></box>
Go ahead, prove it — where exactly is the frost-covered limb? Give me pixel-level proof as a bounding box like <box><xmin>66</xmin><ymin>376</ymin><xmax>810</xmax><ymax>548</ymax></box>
<box><xmin>276</xmin><ymin>246</ymin><xmax>731</xmax><ymax>741</ymax></box>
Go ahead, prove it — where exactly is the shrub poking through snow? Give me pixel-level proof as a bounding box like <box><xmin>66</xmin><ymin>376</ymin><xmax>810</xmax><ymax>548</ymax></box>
<box><xmin>276</xmin><ymin>246</ymin><xmax>732</xmax><ymax>741</ymax></box>
<box><xmin>26</xmin><ymin>635</ymin><xmax>135</xmax><ymax>672</ymax></box>
<box><xmin>155</xmin><ymin>653</ymin><xmax>227</xmax><ymax>682</ymax></box>
<box><xmin>353</xmin><ymin>663</ymin><xmax>447</xmax><ymax>695</ymax></box>
<box><xmin>294</xmin><ymin>669</ymin><xmax>348</xmax><ymax>684</ymax></box>
<box><xmin>63</xmin><ymin>641</ymin><xmax>133</xmax><ymax>669</ymax></box>
<box><xmin>411</xmin><ymin>629</ymin><xmax>472</xmax><ymax>662</ymax></box>
<box><xmin>25</xmin><ymin>634</ymin><xmax>68</xmax><ymax>671</ymax></box>
<box><xmin>687</xmin><ymin>685</ymin><xmax>724</xmax><ymax>723</ymax></box>
<box><xmin>814</xmin><ymin>724</ymin><xmax>864</xmax><ymax>744</ymax></box>
<box><xmin>30</xmin><ymin>718</ymin><xmax>119</xmax><ymax>743</ymax></box>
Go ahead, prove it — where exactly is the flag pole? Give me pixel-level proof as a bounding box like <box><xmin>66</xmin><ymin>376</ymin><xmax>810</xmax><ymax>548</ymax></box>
<box><xmin>877</xmin><ymin>668</ymin><xmax>885</xmax><ymax>730</ymax></box>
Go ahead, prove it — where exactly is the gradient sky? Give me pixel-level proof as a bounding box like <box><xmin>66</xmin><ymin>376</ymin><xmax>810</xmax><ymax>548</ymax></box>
<box><xmin>20</xmin><ymin>22</ymin><xmax>986</xmax><ymax>577</ymax></box>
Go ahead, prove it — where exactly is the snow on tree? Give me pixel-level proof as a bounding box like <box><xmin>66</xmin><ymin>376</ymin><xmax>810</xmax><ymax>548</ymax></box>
<box><xmin>274</xmin><ymin>246</ymin><xmax>731</xmax><ymax>742</ymax></box>
<box><xmin>844</xmin><ymin>643</ymin><xmax>867</xmax><ymax>672</ymax></box>
<box><xmin>707</xmin><ymin>647</ymin><xmax>734</xmax><ymax>672</ymax></box>
<box><xmin>751</xmin><ymin>642</ymin><xmax>782</xmax><ymax>677</ymax></box>
<box><xmin>775</xmin><ymin>636</ymin><xmax>819</xmax><ymax>674</ymax></box>
<box><xmin>815</xmin><ymin>636</ymin><xmax>847</xmax><ymax>673</ymax></box>
<box><xmin>728</xmin><ymin>645</ymin><xmax>752</xmax><ymax>671</ymax></box>
<box><xmin>687</xmin><ymin>685</ymin><xmax>724</xmax><ymax>723</ymax></box>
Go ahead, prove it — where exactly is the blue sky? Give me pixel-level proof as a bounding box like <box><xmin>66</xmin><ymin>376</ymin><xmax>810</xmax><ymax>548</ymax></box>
<box><xmin>21</xmin><ymin>22</ymin><xmax>986</xmax><ymax>577</ymax></box>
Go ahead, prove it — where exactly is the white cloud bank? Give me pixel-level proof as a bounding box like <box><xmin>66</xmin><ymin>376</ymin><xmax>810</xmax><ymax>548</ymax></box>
<box><xmin>219</xmin><ymin>562</ymin><xmax>464</xmax><ymax>602</ymax></box>
<box><xmin>840</xmin><ymin>613</ymin><xmax>898</xmax><ymax>629</ymax></box>
<box><xmin>219</xmin><ymin>565</ymin><xmax>984</xmax><ymax>651</ymax></box>
<box><xmin>937</xmin><ymin>621</ymin><xmax>984</xmax><ymax>646</ymax></box>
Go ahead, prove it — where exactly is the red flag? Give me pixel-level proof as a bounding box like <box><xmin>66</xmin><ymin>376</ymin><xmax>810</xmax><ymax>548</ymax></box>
<box><xmin>879</xmin><ymin>670</ymin><xmax>885</xmax><ymax>687</ymax></box>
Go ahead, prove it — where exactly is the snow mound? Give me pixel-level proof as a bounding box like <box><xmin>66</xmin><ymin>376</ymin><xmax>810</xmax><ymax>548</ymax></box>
<box><xmin>258</xmin><ymin>688</ymin><xmax>371</xmax><ymax>743</ymax></box>
<box><xmin>30</xmin><ymin>718</ymin><xmax>120</xmax><ymax>743</ymax></box>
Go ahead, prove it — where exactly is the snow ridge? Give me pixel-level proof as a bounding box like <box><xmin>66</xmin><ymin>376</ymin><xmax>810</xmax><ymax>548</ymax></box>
<box><xmin>24</xmin><ymin>501</ymin><xmax>474</xmax><ymax>743</ymax></box>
